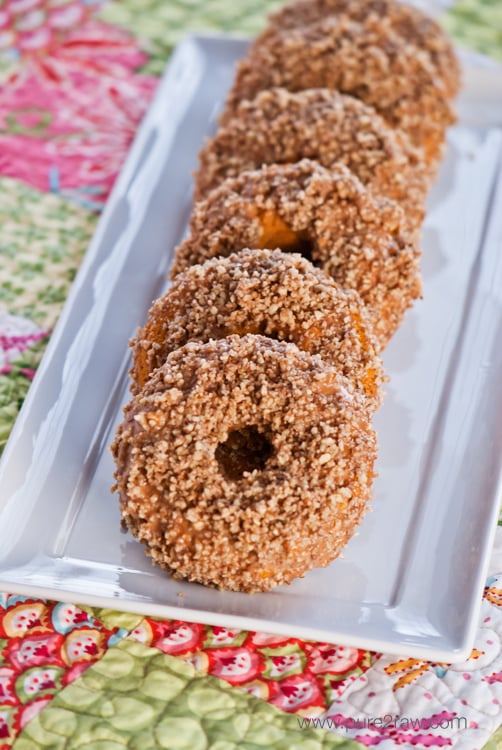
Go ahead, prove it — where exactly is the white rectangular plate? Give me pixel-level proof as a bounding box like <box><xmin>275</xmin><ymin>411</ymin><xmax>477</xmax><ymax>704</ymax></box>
<box><xmin>0</xmin><ymin>34</ymin><xmax>501</xmax><ymax>663</ymax></box>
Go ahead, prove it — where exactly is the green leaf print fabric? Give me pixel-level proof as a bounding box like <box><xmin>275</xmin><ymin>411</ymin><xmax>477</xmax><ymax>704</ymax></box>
<box><xmin>0</xmin><ymin>177</ymin><xmax>97</xmax><ymax>331</ymax></box>
<box><xmin>442</xmin><ymin>0</ymin><xmax>502</xmax><ymax>60</ymax></box>
<box><xmin>12</xmin><ymin>639</ymin><xmax>361</xmax><ymax>750</ymax></box>
<box><xmin>100</xmin><ymin>0</ymin><xmax>502</xmax><ymax>74</ymax></box>
<box><xmin>0</xmin><ymin>177</ymin><xmax>97</xmax><ymax>451</ymax></box>
<box><xmin>99</xmin><ymin>0</ymin><xmax>284</xmax><ymax>75</ymax></box>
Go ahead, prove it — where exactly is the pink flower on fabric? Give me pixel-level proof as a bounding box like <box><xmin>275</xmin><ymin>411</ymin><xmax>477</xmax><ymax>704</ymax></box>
<box><xmin>0</xmin><ymin>668</ymin><xmax>17</xmax><ymax>706</ymax></box>
<box><xmin>0</xmin><ymin>0</ymin><xmax>99</xmax><ymax>58</ymax></box>
<box><xmin>0</xmin><ymin>311</ymin><xmax>47</xmax><ymax>377</ymax></box>
<box><xmin>18</xmin><ymin>697</ymin><xmax>52</xmax><ymax>730</ymax></box>
<box><xmin>62</xmin><ymin>661</ymin><xmax>91</xmax><ymax>686</ymax></box>
<box><xmin>309</xmin><ymin>644</ymin><xmax>363</xmax><ymax>675</ymax></box>
<box><xmin>207</xmin><ymin>647</ymin><xmax>263</xmax><ymax>685</ymax></box>
<box><xmin>269</xmin><ymin>674</ymin><xmax>324</xmax><ymax>712</ymax></box>
<box><xmin>0</xmin><ymin>18</ymin><xmax>157</xmax><ymax>205</ymax></box>
<box><xmin>6</xmin><ymin>634</ymin><xmax>64</xmax><ymax>671</ymax></box>
<box><xmin>484</xmin><ymin>670</ymin><xmax>502</xmax><ymax>684</ymax></box>
<box><xmin>326</xmin><ymin>711</ymin><xmax>457</xmax><ymax>747</ymax></box>
<box><xmin>210</xmin><ymin>626</ymin><xmax>241</xmax><ymax>643</ymax></box>
<box><xmin>150</xmin><ymin>621</ymin><xmax>205</xmax><ymax>656</ymax></box>
<box><xmin>249</xmin><ymin>631</ymin><xmax>292</xmax><ymax>647</ymax></box>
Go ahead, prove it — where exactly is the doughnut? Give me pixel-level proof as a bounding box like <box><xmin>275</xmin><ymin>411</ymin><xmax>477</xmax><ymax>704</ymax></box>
<box><xmin>195</xmin><ymin>87</ymin><xmax>429</xmax><ymax>235</ymax></box>
<box><xmin>111</xmin><ymin>335</ymin><xmax>377</xmax><ymax>592</ymax></box>
<box><xmin>263</xmin><ymin>0</ymin><xmax>461</xmax><ymax>99</ymax></box>
<box><xmin>177</xmin><ymin>160</ymin><xmax>421</xmax><ymax>347</ymax></box>
<box><xmin>222</xmin><ymin>15</ymin><xmax>455</xmax><ymax>163</ymax></box>
<box><xmin>131</xmin><ymin>247</ymin><xmax>383</xmax><ymax>408</ymax></box>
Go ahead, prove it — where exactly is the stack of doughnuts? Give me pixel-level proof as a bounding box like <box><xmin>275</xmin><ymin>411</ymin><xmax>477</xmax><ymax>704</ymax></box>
<box><xmin>111</xmin><ymin>0</ymin><xmax>459</xmax><ymax>593</ymax></box>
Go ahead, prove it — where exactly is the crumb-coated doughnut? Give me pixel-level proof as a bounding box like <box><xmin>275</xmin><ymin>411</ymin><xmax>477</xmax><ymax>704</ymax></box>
<box><xmin>131</xmin><ymin>248</ymin><xmax>382</xmax><ymax>408</ymax></box>
<box><xmin>177</xmin><ymin>160</ymin><xmax>421</xmax><ymax>347</ymax></box>
<box><xmin>264</xmin><ymin>0</ymin><xmax>461</xmax><ymax>99</ymax></box>
<box><xmin>223</xmin><ymin>15</ymin><xmax>455</xmax><ymax>163</ymax></box>
<box><xmin>195</xmin><ymin>88</ymin><xmax>429</xmax><ymax>235</ymax></box>
<box><xmin>111</xmin><ymin>335</ymin><xmax>377</xmax><ymax>593</ymax></box>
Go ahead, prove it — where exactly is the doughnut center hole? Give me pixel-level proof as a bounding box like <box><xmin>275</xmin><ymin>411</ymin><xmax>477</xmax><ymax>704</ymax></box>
<box><xmin>255</xmin><ymin>320</ymin><xmax>281</xmax><ymax>340</ymax></box>
<box><xmin>258</xmin><ymin>210</ymin><xmax>315</xmax><ymax>264</ymax></box>
<box><xmin>216</xmin><ymin>426</ymin><xmax>273</xmax><ymax>481</ymax></box>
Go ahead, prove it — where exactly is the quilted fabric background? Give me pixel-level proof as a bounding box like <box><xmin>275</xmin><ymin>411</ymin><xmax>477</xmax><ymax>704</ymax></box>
<box><xmin>0</xmin><ymin>0</ymin><xmax>501</xmax><ymax>748</ymax></box>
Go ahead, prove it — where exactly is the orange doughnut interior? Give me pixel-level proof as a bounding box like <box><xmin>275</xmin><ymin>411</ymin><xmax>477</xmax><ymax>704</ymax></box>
<box><xmin>133</xmin><ymin>318</ymin><xmax>166</xmax><ymax>391</ymax></box>
<box><xmin>256</xmin><ymin>210</ymin><xmax>314</xmax><ymax>259</ymax></box>
<box><xmin>254</xmin><ymin>212</ymin><xmax>380</xmax><ymax>400</ymax></box>
<box><xmin>350</xmin><ymin>311</ymin><xmax>379</xmax><ymax>400</ymax></box>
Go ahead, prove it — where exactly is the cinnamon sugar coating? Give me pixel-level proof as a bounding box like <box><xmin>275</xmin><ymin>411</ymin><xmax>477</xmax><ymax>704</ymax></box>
<box><xmin>265</xmin><ymin>0</ymin><xmax>461</xmax><ymax>99</ymax></box>
<box><xmin>195</xmin><ymin>88</ymin><xmax>429</xmax><ymax>235</ymax></box>
<box><xmin>223</xmin><ymin>15</ymin><xmax>455</xmax><ymax>163</ymax></box>
<box><xmin>177</xmin><ymin>161</ymin><xmax>421</xmax><ymax>347</ymax></box>
<box><xmin>131</xmin><ymin>248</ymin><xmax>383</xmax><ymax>408</ymax></box>
<box><xmin>112</xmin><ymin>335</ymin><xmax>377</xmax><ymax>592</ymax></box>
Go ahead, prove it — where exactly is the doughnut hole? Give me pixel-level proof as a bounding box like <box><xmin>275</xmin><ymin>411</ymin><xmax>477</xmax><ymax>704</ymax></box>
<box><xmin>215</xmin><ymin>425</ymin><xmax>274</xmax><ymax>481</ymax></box>
<box><xmin>223</xmin><ymin>320</ymin><xmax>281</xmax><ymax>341</ymax></box>
<box><xmin>256</xmin><ymin>210</ymin><xmax>315</xmax><ymax>264</ymax></box>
